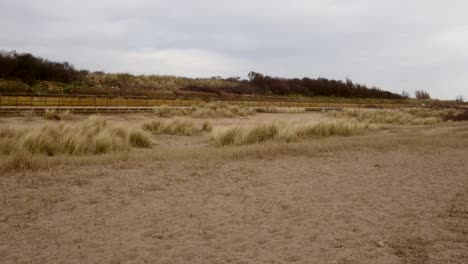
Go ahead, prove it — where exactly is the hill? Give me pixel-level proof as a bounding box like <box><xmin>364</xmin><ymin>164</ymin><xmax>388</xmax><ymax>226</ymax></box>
<box><xmin>0</xmin><ymin>50</ymin><xmax>404</xmax><ymax>100</ymax></box>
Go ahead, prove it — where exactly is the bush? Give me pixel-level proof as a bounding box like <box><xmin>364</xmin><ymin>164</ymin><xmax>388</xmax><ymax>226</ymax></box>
<box><xmin>0</xmin><ymin>79</ymin><xmax>31</xmax><ymax>93</ymax></box>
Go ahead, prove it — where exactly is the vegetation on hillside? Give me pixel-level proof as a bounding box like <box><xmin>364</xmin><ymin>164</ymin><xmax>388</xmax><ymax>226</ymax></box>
<box><xmin>1</xmin><ymin>50</ymin><xmax>406</xmax><ymax>100</ymax></box>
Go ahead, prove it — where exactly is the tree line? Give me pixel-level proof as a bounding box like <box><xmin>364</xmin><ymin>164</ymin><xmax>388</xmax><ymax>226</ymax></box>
<box><xmin>228</xmin><ymin>72</ymin><xmax>403</xmax><ymax>99</ymax></box>
<box><xmin>0</xmin><ymin>50</ymin><xmax>86</xmax><ymax>85</ymax></box>
<box><xmin>1</xmin><ymin>50</ymin><xmax>406</xmax><ymax>99</ymax></box>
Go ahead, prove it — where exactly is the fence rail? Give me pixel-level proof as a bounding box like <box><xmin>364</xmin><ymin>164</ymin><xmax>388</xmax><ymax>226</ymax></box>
<box><xmin>0</xmin><ymin>94</ymin><xmax>428</xmax><ymax>111</ymax></box>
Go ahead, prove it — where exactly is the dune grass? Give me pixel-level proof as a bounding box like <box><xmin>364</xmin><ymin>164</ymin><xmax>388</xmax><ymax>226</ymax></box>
<box><xmin>210</xmin><ymin>119</ymin><xmax>368</xmax><ymax>146</ymax></box>
<box><xmin>0</xmin><ymin>116</ymin><xmax>151</xmax><ymax>158</ymax></box>
<box><xmin>44</xmin><ymin>109</ymin><xmax>73</xmax><ymax>120</ymax></box>
<box><xmin>327</xmin><ymin>108</ymin><xmax>445</xmax><ymax>125</ymax></box>
<box><xmin>153</xmin><ymin>102</ymin><xmax>254</xmax><ymax>118</ymax></box>
<box><xmin>142</xmin><ymin>118</ymin><xmax>212</xmax><ymax>136</ymax></box>
<box><xmin>255</xmin><ymin>106</ymin><xmax>306</xmax><ymax>113</ymax></box>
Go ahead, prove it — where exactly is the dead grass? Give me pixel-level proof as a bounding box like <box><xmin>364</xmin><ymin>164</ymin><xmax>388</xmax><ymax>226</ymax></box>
<box><xmin>255</xmin><ymin>106</ymin><xmax>306</xmax><ymax>113</ymax></box>
<box><xmin>0</xmin><ymin>116</ymin><xmax>152</xmax><ymax>172</ymax></box>
<box><xmin>44</xmin><ymin>109</ymin><xmax>73</xmax><ymax>120</ymax></box>
<box><xmin>441</xmin><ymin>110</ymin><xmax>468</xmax><ymax>121</ymax></box>
<box><xmin>210</xmin><ymin>119</ymin><xmax>368</xmax><ymax>146</ymax></box>
<box><xmin>327</xmin><ymin>108</ymin><xmax>444</xmax><ymax>125</ymax></box>
<box><xmin>153</xmin><ymin>102</ymin><xmax>254</xmax><ymax>118</ymax></box>
<box><xmin>142</xmin><ymin>118</ymin><xmax>211</xmax><ymax>136</ymax></box>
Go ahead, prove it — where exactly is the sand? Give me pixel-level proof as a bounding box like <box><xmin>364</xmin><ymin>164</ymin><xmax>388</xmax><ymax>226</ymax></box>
<box><xmin>0</xmin><ymin>113</ymin><xmax>467</xmax><ymax>263</ymax></box>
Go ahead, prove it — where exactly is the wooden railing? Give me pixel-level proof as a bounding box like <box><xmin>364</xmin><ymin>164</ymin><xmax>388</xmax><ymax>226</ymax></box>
<box><xmin>0</xmin><ymin>93</ymin><xmax>427</xmax><ymax>110</ymax></box>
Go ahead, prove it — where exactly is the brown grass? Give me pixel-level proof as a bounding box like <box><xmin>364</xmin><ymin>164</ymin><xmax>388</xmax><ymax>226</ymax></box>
<box><xmin>142</xmin><ymin>118</ymin><xmax>212</xmax><ymax>136</ymax></box>
<box><xmin>44</xmin><ymin>109</ymin><xmax>73</xmax><ymax>120</ymax></box>
<box><xmin>0</xmin><ymin>116</ymin><xmax>152</xmax><ymax>171</ymax></box>
<box><xmin>210</xmin><ymin>119</ymin><xmax>368</xmax><ymax>146</ymax></box>
<box><xmin>255</xmin><ymin>106</ymin><xmax>306</xmax><ymax>113</ymax></box>
<box><xmin>327</xmin><ymin>108</ymin><xmax>445</xmax><ymax>125</ymax></box>
<box><xmin>153</xmin><ymin>102</ymin><xmax>254</xmax><ymax>118</ymax></box>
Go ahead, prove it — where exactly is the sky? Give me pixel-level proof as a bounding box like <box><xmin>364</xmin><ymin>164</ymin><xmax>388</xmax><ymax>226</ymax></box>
<box><xmin>1</xmin><ymin>0</ymin><xmax>467</xmax><ymax>99</ymax></box>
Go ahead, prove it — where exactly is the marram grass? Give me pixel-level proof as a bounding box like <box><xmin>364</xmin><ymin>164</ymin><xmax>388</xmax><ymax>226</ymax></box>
<box><xmin>210</xmin><ymin>119</ymin><xmax>368</xmax><ymax>146</ymax></box>
<box><xmin>0</xmin><ymin>116</ymin><xmax>152</xmax><ymax>157</ymax></box>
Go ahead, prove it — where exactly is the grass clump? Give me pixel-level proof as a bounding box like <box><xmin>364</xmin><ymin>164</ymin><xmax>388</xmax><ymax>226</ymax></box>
<box><xmin>153</xmin><ymin>105</ymin><xmax>174</xmax><ymax>117</ymax></box>
<box><xmin>210</xmin><ymin>119</ymin><xmax>367</xmax><ymax>146</ymax></box>
<box><xmin>0</xmin><ymin>116</ymin><xmax>152</xmax><ymax>159</ymax></box>
<box><xmin>327</xmin><ymin>109</ymin><xmax>442</xmax><ymax>125</ymax></box>
<box><xmin>128</xmin><ymin>129</ymin><xmax>152</xmax><ymax>148</ymax></box>
<box><xmin>142</xmin><ymin>118</ymin><xmax>211</xmax><ymax>136</ymax></box>
<box><xmin>255</xmin><ymin>106</ymin><xmax>306</xmax><ymax>113</ymax></box>
<box><xmin>44</xmin><ymin>109</ymin><xmax>73</xmax><ymax>120</ymax></box>
<box><xmin>153</xmin><ymin>102</ymin><xmax>254</xmax><ymax>119</ymax></box>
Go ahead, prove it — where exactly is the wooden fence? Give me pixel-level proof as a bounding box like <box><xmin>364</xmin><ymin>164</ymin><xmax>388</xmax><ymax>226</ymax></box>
<box><xmin>0</xmin><ymin>94</ymin><xmax>424</xmax><ymax>111</ymax></box>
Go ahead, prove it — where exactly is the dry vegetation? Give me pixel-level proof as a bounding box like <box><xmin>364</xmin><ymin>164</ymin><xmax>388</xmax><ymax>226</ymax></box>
<box><xmin>142</xmin><ymin>118</ymin><xmax>212</xmax><ymax>136</ymax></box>
<box><xmin>153</xmin><ymin>102</ymin><xmax>254</xmax><ymax>118</ymax></box>
<box><xmin>44</xmin><ymin>109</ymin><xmax>73</xmax><ymax>120</ymax></box>
<box><xmin>0</xmin><ymin>109</ymin><xmax>467</xmax><ymax>264</ymax></box>
<box><xmin>255</xmin><ymin>106</ymin><xmax>306</xmax><ymax>113</ymax></box>
<box><xmin>0</xmin><ymin>116</ymin><xmax>151</xmax><ymax>171</ymax></box>
<box><xmin>210</xmin><ymin>119</ymin><xmax>368</xmax><ymax>146</ymax></box>
<box><xmin>326</xmin><ymin>108</ymin><xmax>456</xmax><ymax>125</ymax></box>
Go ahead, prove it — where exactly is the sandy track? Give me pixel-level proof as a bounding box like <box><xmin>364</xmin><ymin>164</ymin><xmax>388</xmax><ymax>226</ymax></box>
<box><xmin>1</xmin><ymin>143</ymin><xmax>467</xmax><ymax>263</ymax></box>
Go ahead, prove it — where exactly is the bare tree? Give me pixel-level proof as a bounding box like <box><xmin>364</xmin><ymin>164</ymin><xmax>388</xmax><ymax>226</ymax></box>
<box><xmin>415</xmin><ymin>90</ymin><xmax>431</xmax><ymax>100</ymax></box>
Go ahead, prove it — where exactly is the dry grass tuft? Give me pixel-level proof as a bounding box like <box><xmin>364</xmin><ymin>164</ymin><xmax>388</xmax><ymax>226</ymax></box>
<box><xmin>153</xmin><ymin>105</ymin><xmax>174</xmax><ymax>117</ymax></box>
<box><xmin>128</xmin><ymin>129</ymin><xmax>152</xmax><ymax>148</ymax></box>
<box><xmin>44</xmin><ymin>109</ymin><xmax>73</xmax><ymax>120</ymax></box>
<box><xmin>440</xmin><ymin>110</ymin><xmax>468</xmax><ymax>121</ymax></box>
<box><xmin>153</xmin><ymin>102</ymin><xmax>254</xmax><ymax>118</ymax></box>
<box><xmin>255</xmin><ymin>106</ymin><xmax>306</xmax><ymax>113</ymax></box>
<box><xmin>142</xmin><ymin>118</ymin><xmax>211</xmax><ymax>136</ymax></box>
<box><xmin>210</xmin><ymin>119</ymin><xmax>367</xmax><ymax>146</ymax></box>
<box><xmin>327</xmin><ymin>108</ymin><xmax>444</xmax><ymax>125</ymax></box>
<box><xmin>2</xmin><ymin>151</ymin><xmax>46</xmax><ymax>172</ymax></box>
<box><xmin>0</xmin><ymin>116</ymin><xmax>152</xmax><ymax>160</ymax></box>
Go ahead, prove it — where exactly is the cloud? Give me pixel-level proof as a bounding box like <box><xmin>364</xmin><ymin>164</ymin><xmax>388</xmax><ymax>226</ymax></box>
<box><xmin>110</xmin><ymin>48</ymin><xmax>248</xmax><ymax>77</ymax></box>
<box><xmin>0</xmin><ymin>0</ymin><xmax>467</xmax><ymax>99</ymax></box>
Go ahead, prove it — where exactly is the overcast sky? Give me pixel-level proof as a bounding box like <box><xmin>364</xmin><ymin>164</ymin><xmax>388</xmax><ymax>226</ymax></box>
<box><xmin>1</xmin><ymin>0</ymin><xmax>467</xmax><ymax>99</ymax></box>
